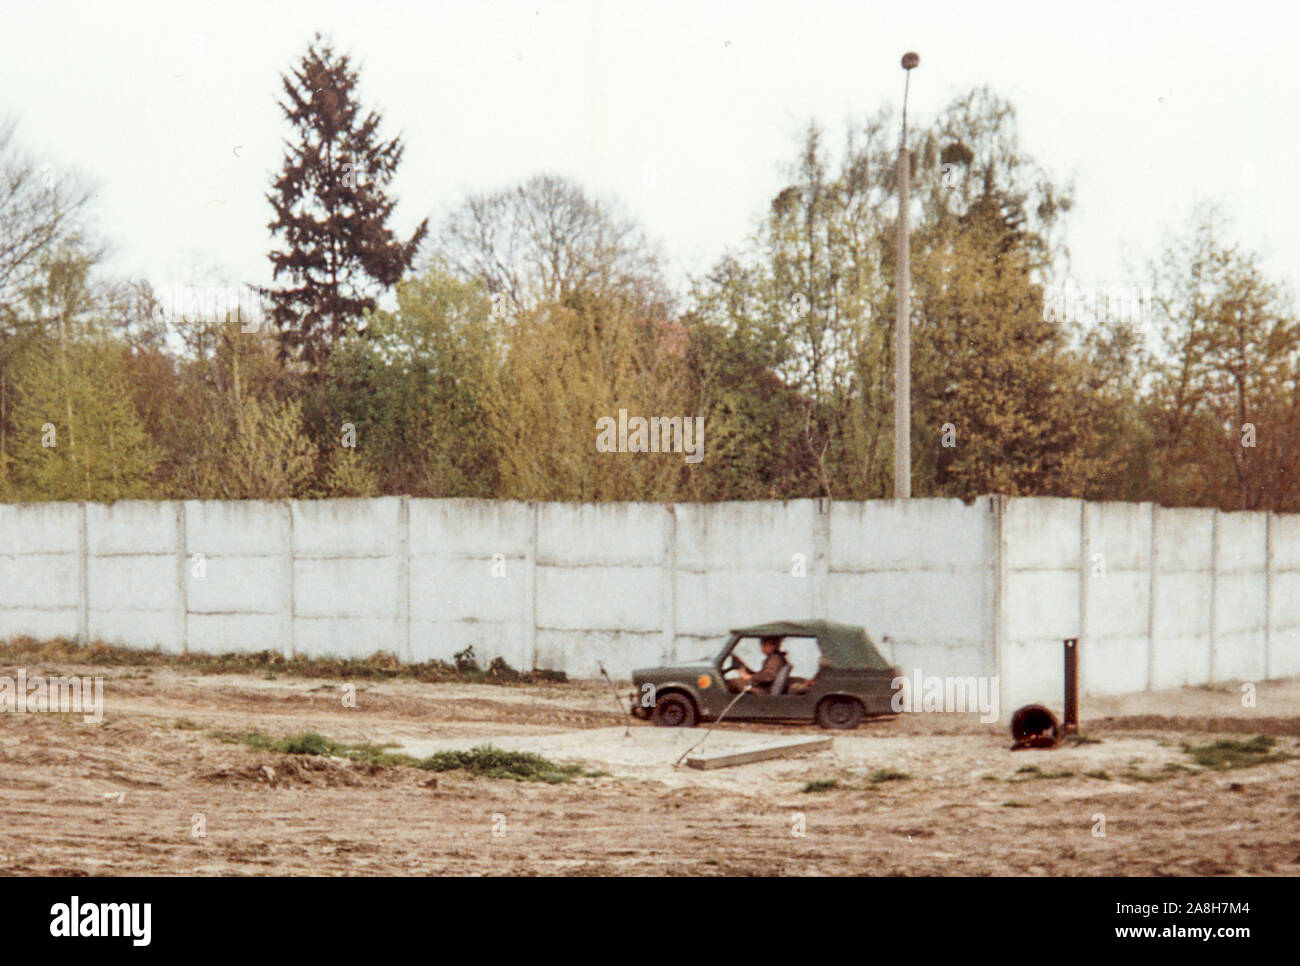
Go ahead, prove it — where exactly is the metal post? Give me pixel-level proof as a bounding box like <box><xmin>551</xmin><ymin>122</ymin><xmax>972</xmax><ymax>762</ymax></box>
<box><xmin>894</xmin><ymin>52</ymin><xmax>918</xmax><ymax>500</ymax></box>
<box><xmin>1063</xmin><ymin>638</ymin><xmax>1079</xmax><ymax>734</ymax></box>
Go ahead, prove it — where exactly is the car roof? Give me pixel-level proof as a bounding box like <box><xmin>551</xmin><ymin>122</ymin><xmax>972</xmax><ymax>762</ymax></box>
<box><xmin>728</xmin><ymin>620</ymin><xmax>892</xmax><ymax>670</ymax></box>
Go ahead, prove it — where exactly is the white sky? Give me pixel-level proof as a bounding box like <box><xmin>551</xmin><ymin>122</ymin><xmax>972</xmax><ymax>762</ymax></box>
<box><xmin>2</xmin><ymin>0</ymin><xmax>1297</xmax><ymax>305</ymax></box>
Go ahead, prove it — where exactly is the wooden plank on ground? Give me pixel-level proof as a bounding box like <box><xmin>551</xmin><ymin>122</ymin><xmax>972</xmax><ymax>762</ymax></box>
<box><xmin>685</xmin><ymin>737</ymin><xmax>832</xmax><ymax>770</ymax></box>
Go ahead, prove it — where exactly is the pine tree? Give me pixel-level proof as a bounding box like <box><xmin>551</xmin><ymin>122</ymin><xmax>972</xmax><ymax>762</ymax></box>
<box><xmin>262</xmin><ymin>34</ymin><xmax>428</xmax><ymax>378</ymax></box>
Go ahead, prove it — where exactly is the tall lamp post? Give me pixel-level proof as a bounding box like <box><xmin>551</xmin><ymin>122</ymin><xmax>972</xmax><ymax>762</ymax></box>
<box><xmin>894</xmin><ymin>51</ymin><xmax>919</xmax><ymax>500</ymax></box>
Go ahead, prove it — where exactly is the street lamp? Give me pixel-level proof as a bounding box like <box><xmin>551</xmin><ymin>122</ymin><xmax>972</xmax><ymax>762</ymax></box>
<box><xmin>894</xmin><ymin>51</ymin><xmax>919</xmax><ymax>500</ymax></box>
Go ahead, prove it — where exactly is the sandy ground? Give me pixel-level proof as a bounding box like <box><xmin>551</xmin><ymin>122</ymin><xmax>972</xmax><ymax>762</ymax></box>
<box><xmin>1</xmin><ymin>662</ymin><xmax>1299</xmax><ymax>876</ymax></box>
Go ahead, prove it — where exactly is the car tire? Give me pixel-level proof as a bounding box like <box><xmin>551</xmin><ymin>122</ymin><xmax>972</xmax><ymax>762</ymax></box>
<box><xmin>816</xmin><ymin>697</ymin><xmax>862</xmax><ymax>730</ymax></box>
<box><xmin>651</xmin><ymin>693</ymin><xmax>698</xmax><ymax>728</ymax></box>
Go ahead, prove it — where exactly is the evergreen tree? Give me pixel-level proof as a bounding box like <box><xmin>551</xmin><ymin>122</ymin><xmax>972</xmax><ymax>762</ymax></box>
<box><xmin>262</xmin><ymin>34</ymin><xmax>427</xmax><ymax>378</ymax></box>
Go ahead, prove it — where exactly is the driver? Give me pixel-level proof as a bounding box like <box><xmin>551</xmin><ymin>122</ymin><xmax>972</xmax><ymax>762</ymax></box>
<box><xmin>729</xmin><ymin>636</ymin><xmax>788</xmax><ymax>693</ymax></box>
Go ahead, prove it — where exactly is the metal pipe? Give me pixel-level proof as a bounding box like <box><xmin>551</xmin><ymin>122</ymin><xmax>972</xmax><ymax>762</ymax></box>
<box><xmin>1063</xmin><ymin>638</ymin><xmax>1078</xmax><ymax>734</ymax></box>
<box><xmin>894</xmin><ymin>52</ymin><xmax>918</xmax><ymax>500</ymax></box>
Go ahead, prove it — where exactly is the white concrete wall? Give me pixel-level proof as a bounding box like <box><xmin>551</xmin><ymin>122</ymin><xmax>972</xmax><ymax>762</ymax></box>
<box><xmin>0</xmin><ymin>501</ymin><xmax>82</xmax><ymax>640</ymax></box>
<box><xmin>1081</xmin><ymin>501</ymin><xmax>1153</xmax><ymax>697</ymax></box>
<box><xmin>291</xmin><ymin>498</ymin><xmax>405</xmax><ymax>660</ymax></box>
<box><xmin>1150</xmin><ymin>506</ymin><xmax>1215</xmax><ymax>689</ymax></box>
<box><xmin>1269</xmin><ymin>513</ymin><xmax>1300</xmax><ymax>678</ymax></box>
<box><xmin>409</xmin><ymin>499</ymin><xmax>532</xmax><ymax>671</ymax></box>
<box><xmin>1000</xmin><ymin>498</ymin><xmax>1083</xmax><ymax>711</ymax></box>
<box><xmin>1</xmin><ymin>497</ymin><xmax>1296</xmax><ymax>705</ymax></box>
<box><xmin>86</xmin><ymin>501</ymin><xmax>184</xmax><ymax>653</ymax></box>
<box><xmin>828</xmin><ymin>498</ymin><xmax>997</xmax><ymax>680</ymax></box>
<box><xmin>184</xmin><ymin>501</ymin><xmax>288</xmax><ymax>655</ymax></box>
<box><xmin>535</xmin><ymin>502</ymin><xmax>671</xmax><ymax>677</ymax></box>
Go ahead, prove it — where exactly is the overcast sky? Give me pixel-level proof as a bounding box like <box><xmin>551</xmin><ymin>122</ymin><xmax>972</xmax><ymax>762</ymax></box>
<box><xmin>2</xmin><ymin>0</ymin><xmax>1297</xmax><ymax>306</ymax></box>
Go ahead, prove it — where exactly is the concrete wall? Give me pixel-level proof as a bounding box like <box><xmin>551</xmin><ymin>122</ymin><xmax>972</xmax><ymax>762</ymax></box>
<box><xmin>1</xmin><ymin>497</ymin><xmax>1296</xmax><ymax>708</ymax></box>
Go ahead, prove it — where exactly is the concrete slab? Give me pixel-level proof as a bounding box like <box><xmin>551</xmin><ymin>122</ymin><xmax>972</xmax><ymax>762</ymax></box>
<box><xmin>685</xmin><ymin>737</ymin><xmax>833</xmax><ymax>770</ymax></box>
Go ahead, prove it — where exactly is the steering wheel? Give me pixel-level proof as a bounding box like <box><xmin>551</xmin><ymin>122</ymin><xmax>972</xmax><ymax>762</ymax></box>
<box><xmin>724</xmin><ymin>656</ymin><xmax>750</xmax><ymax>673</ymax></box>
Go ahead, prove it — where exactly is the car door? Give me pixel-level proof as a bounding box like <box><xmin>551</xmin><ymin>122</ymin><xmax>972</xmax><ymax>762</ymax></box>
<box><xmin>731</xmin><ymin>635</ymin><xmax>820</xmax><ymax>720</ymax></box>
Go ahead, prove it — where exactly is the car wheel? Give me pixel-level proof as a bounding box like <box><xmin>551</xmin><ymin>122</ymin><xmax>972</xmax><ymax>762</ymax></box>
<box><xmin>651</xmin><ymin>693</ymin><xmax>698</xmax><ymax>728</ymax></box>
<box><xmin>816</xmin><ymin>697</ymin><xmax>862</xmax><ymax>730</ymax></box>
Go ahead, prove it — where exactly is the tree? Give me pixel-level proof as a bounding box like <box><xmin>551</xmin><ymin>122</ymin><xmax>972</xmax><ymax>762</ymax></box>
<box><xmin>435</xmin><ymin>174</ymin><xmax>671</xmax><ymax>320</ymax></box>
<box><xmin>6</xmin><ymin>336</ymin><xmax>158</xmax><ymax>501</ymax></box>
<box><xmin>322</xmin><ymin>264</ymin><xmax>500</xmax><ymax>497</ymax></box>
<box><xmin>689</xmin><ymin>91</ymin><xmax>1089</xmax><ymax>501</ymax></box>
<box><xmin>1146</xmin><ymin>206</ymin><xmax>1300</xmax><ymax>510</ymax></box>
<box><xmin>1</xmin><ymin>238</ymin><xmax>158</xmax><ymax>503</ymax></box>
<box><xmin>484</xmin><ymin>292</ymin><xmax>697</xmax><ymax>501</ymax></box>
<box><xmin>909</xmin><ymin>187</ymin><xmax>1108</xmax><ymax>499</ymax></box>
<box><xmin>0</xmin><ymin>120</ymin><xmax>92</xmax><ymax>326</ymax></box>
<box><xmin>262</xmin><ymin>34</ymin><xmax>428</xmax><ymax>378</ymax></box>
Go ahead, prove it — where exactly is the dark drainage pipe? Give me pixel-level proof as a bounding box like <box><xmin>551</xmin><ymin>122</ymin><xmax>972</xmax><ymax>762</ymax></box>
<box><xmin>1010</xmin><ymin>703</ymin><xmax>1060</xmax><ymax>750</ymax></box>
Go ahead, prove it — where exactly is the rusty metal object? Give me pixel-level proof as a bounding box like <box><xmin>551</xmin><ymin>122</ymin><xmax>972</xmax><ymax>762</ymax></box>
<box><xmin>1010</xmin><ymin>704</ymin><xmax>1061</xmax><ymax>750</ymax></box>
<box><xmin>1063</xmin><ymin>638</ymin><xmax>1079</xmax><ymax>734</ymax></box>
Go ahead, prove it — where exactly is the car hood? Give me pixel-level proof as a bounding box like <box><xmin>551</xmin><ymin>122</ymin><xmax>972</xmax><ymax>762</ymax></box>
<box><xmin>631</xmin><ymin>662</ymin><xmax>714</xmax><ymax>682</ymax></box>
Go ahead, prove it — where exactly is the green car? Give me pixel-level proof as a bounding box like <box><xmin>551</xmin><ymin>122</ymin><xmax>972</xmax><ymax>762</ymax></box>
<box><xmin>629</xmin><ymin>620</ymin><xmax>899</xmax><ymax>730</ymax></box>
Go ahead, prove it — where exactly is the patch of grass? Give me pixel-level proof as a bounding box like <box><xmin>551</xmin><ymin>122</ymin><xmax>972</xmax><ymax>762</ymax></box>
<box><xmin>211</xmin><ymin>730</ymin><xmax>601</xmax><ymax>784</ymax></box>
<box><xmin>211</xmin><ymin>730</ymin><xmax>421</xmax><ymax>767</ymax></box>
<box><xmin>173</xmin><ymin>718</ymin><xmax>201</xmax><ymax>730</ymax></box>
<box><xmin>1119</xmin><ymin>766</ymin><xmax>1191</xmax><ymax>783</ymax></box>
<box><xmin>801</xmin><ymin>778</ymin><xmax>839</xmax><ymax>793</ymax></box>
<box><xmin>868</xmin><ymin>769</ymin><xmax>911</xmax><ymax>783</ymax></box>
<box><xmin>1083</xmin><ymin>769</ymin><xmax>1111</xmax><ymax>781</ymax></box>
<box><xmin>0</xmin><ymin>635</ymin><xmax>566</xmax><ymax>687</ymax></box>
<box><xmin>1183</xmin><ymin>734</ymin><xmax>1296</xmax><ymax>770</ymax></box>
<box><xmin>419</xmin><ymin>745</ymin><xmax>591</xmax><ymax>784</ymax></box>
<box><xmin>1002</xmin><ymin>800</ymin><xmax>1031</xmax><ymax>808</ymax></box>
<box><xmin>1011</xmin><ymin>764</ymin><xmax>1075</xmax><ymax>781</ymax></box>
<box><xmin>1062</xmin><ymin>733</ymin><xmax>1102</xmax><ymax>745</ymax></box>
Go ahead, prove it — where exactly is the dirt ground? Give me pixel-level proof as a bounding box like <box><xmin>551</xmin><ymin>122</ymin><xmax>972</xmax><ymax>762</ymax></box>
<box><xmin>2</xmin><ymin>661</ymin><xmax>1298</xmax><ymax>876</ymax></box>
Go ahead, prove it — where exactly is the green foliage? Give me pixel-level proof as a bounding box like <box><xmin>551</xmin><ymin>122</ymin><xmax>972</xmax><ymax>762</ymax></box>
<box><xmin>0</xmin><ymin>635</ymin><xmax>566</xmax><ymax>686</ymax></box>
<box><xmin>1183</xmin><ymin>734</ymin><xmax>1295</xmax><ymax>770</ymax></box>
<box><xmin>3</xmin><ymin>83</ymin><xmax>1296</xmax><ymax>511</ymax></box>
<box><xmin>195</xmin><ymin>392</ymin><xmax>318</xmax><ymax>500</ymax></box>
<box><xmin>801</xmin><ymin>778</ymin><xmax>839</xmax><ymax>793</ymax></box>
<box><xmin>7</xmin><ymin>336</ymin><xmax>158</xmax><ymax>500</ymax></box>
<box><xmin>418</xmin><ymin>745</ymin><xmax>589</xmax><ymax>783</ymax></box>
<box><xmin>317</xmin><ymin>445</ymin><xmax>379</xmax><ymax>497</ymax></box>
<box><xmin>322</xmin><ymin>265</ymin><xmax>498</xmax><ymax>496</ymax></box>
<box><xmin>868</xmin><ymin>768</ymin><xmax>911</xmax><ymax>783</ymax></box>
<box><xmin>212</xmin><ymin>729</ymin><xmax>420</xmax><ymax>767</ymax></box>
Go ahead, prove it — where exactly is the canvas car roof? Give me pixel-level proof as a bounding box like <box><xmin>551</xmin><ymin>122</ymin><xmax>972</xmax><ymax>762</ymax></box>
<box><xmin>728</xmin><ymin>620</ymin><xmax>892</xmax><ymax>670</ymax></box>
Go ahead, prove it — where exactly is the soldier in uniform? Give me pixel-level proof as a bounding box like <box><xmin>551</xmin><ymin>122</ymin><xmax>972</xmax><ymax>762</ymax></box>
<box><xmin>731</xmin><ymin>636</ymin><xmax>788</xmax><ymax>693</ymax></box>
